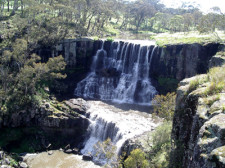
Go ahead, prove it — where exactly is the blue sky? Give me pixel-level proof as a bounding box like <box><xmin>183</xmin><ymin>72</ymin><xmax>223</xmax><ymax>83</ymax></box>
<box><xmin>129</xmin><ymin>0</ymin><xmax>225</xmax><ymax>13</ymax></box>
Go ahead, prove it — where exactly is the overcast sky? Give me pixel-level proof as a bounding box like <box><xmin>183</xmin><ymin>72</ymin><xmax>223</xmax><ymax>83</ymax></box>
<box><xmin>129</xmin><ymin>0</ymin><xmax>225</xmax><ymax>13</ymax></box>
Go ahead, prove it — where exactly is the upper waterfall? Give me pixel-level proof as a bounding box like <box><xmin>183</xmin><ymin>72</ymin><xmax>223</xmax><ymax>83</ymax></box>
<box><xmin>74</xmin><ymin>40</ymin><xmax>158</xmax><ymax>105</ymax></box>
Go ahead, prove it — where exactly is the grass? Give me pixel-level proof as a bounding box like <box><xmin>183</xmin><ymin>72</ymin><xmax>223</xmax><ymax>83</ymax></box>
<box><xmin>203</xmin><ymin>95</ymin><xmax>220</xmax><ymax>107</ymax></box>
<box><xmin>185</xmin><ymin>78</ymin><xmax>201</xmax><ymax>95</ymax></box>
<box><xmin>204</xmin><ymin>65</ymin><xmax>225</xmax><ymax>96</ymax></box>
<box><xmin>185</xmin><ymin>64</ymin><xmax>225</xmax><ymax>96</ymax></box>
<box><xmin>151</xmin><ymin>31</ymin><xmax>225</xmax><ymax>46</ymax></box>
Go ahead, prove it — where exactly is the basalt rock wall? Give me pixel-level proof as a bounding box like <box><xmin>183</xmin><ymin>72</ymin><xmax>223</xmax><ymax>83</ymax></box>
<box><xmin>170</xmin><ymin>75</ymin><xmax>225</xmax><ymax>168</ymax></box>
<box><xmin>150</xmin><ymin>43</ymin><xmax>220</xmax><ymax>81</ymax></box>
<box><xmin>0</xmin><ymin>98</ymin><xmax>90</xmax><ymax>150</ymax></box>
<box><xmin>38</xmin><ymin>39</ymin><xmax>102</xmax><ymax>69</ymax></box>
<box><xmin>39</xmin><ymin>40</ymin><xmax>220</xmax><ymax>83</ymax></box>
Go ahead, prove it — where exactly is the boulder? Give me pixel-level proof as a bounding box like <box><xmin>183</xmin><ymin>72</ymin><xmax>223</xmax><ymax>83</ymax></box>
<box><xmin>64</xmin><ymin>149</ymin><xmax>73</xmax><ymax>154</ymax></box>
<box><xmin>64</xmin><ymin>98</ymin><xmax>89</xmax><ymax>115</ymax></box>
<box><xmin>19</xmin><ymin>162</ymin><xmax>28</xmax><ymax>168</ymax></box>
<box><xmin>0</xmin><ymin>151</ymin><xmax>4</xmax><ymax>159</ymax></box>
<box><xmin>48</xmin><ymin>151</ymin><xmax>53</xmax><ymax>155</ymax></box>
<box><xmin>4</xmin><ymin>158</ymin><xmax>10</xmax><ymax>165</ymax></box>
<box><xmin>82</xmin><ymin>154</ymin><xmax>93</xmax><ymax>161</ymax></box>
<box><xmin>72</xmin><ymin>148</ymin><xmax>79</xmax><ymax>154</ymax></box>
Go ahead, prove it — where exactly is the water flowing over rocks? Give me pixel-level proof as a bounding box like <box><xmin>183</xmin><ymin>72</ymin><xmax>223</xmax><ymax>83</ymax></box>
<box><xmin>80</xmin><ymin>101</ymin><xmax>160</xmax><ymax>165</ymax></box>
<box><xmin>75</xmin><ymin>41</ymin><xmax>158</xmax><ymax>105</ymax></box>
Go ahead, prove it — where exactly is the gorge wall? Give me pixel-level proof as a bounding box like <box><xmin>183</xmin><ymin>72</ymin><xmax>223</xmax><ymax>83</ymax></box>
<box><xmin>171</xmin><ymin>74</ymin><xmax>225</xmax><ymax>168</ymax></box>
<box><xmin>42</xmin><ymin>39</ymin><xmax>220</xmax><ymax>97</ymax></box>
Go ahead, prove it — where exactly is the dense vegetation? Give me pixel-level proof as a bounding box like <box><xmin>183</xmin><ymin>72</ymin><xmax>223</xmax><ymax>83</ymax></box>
<box><xmin>0</xmin><ymin>0</ymin><xmax>225</xmax><ymax>40</ymax></box>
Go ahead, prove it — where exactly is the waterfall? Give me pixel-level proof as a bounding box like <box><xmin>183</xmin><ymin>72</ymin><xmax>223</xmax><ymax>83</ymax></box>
<box><xmin>75</xmin><ymin>41</ymin><xmax>157</xmax><ymax>105</ymax></box>
<box><xmin>81</xmin><ymin>101</ymin><xmax>158</xmax><ymax>165</ymax></box>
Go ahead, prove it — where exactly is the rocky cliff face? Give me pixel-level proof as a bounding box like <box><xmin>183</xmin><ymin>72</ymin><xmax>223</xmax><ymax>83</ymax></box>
<box><xmin>39</xmin><ymin>40</ymin><xmax>220</xmax><ymax>82</ymax></box>
<box><xmin>0</xmin><ymin>98</ymin><xmax>90</xmax><ymax>150</ymax></box>
<box><xmin>38</xmin><ymin>38</ymin><xmax>102</xmax><ymax>68</ymax></box>
<box><xmin>171</xmin><ymin>74</ymin><xmax>225</xmax><ymax>168</ymax></box>
<box><xmin>150</xmin><ymin>43</ymin><xmax>220</xmax><ymax>81</ymax></box>
<box><xmin>46</xmin><ymin>39</ymin><xmax>221</xmax><ymax>96</ymax></box>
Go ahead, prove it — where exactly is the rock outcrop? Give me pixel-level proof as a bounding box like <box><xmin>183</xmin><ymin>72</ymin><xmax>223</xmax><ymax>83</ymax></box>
<box><xmin>150</xmin><ymin>43</ymin><xmax>220</xmax><ymax>81</ymax></box>
<box><xmin>0</xmin><ymin>151</ymin><xmax>19</xmax><ymax>168</ymax></box>
<box><xmin>171</xmin><ymin>74</ymin><xmax>225</xmax><ymax>168</ymax></box>
<box><xmin>1</xmin><ymin>98</ymin><xmax>90</xmax><ymax>150</ymax></box>
<box><xmin>38</xmin><ymin>39</ymin><xmax>102</xmax><ymax>68</ymax></box>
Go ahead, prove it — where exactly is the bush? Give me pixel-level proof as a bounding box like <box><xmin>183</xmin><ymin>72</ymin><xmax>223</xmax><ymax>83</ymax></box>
<box><xmin>106</xmin><ymin>37</ymin><xmax>114</xmax><ymax>42</ymax></box>
<box><xmin>124</xmin><ymin>149</ymin><xmax>149</xmax><ymax>168</ymax></box>
<box><xmin>94</xmin><ymin>138</ymin><xmax>118</xmax><ymax>167</ymax></box>
<box><xmin>145</xmin><ymin>121</ymin><xmax>172</xmax><ymax>168</ymax></box>
<box><xmin>152</xmin><ymin>92</ymin><xmax>176</xmax><ymax>121</ymax></box>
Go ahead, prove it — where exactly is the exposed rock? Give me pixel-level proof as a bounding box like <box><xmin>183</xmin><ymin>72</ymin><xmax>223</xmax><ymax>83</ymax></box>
<box><xmin>64</xmin><ymin>149</ymin><xmax>73</xmax><ymax>154</ymax></box>
<box><xmin>82</xmin><ymin>154</ymin><xmax>93</xmax><ymax>161</ymax></box>
<box><xmin>120</xmin><ymin>139</ymin><xmax>142</xmax><ymax>158</ymax></box>
<box><xmin>0</xmin><ymin>98</ymin><xmax>90</xmax><ymax>151</ymax></box>
<box><xmin>4</xmin><ymin>159</ymin><xmax>9</xmax><ymax>165</ymax></box>
<box><xmin>64</xmin><ymin>98</ymin><xmax>90</xmax><ymax>115</ymax></box>
<box><xmin>48</xmin><ymin>151</ymin><xmax>53</xmax><ymax>155</ymax></box>
<box><xmin>209</xmin><ymin>55</ymin><xmax>225</xmax><ymax>68</ymax></box>
<box><xmin>0</xmin><ymin>151</ymin><xmax>14</xmax><ymax>168</ymax></box>
<box><xmin>0</xmin><ymin>165</ymin><xmax>11</xmax><ymax>168</ymax></box>
<box><xmin>0</xmin><ymin>151</ymin><xmax>3</xmax><ymax>159</ymax></box>
<box><xmin>150</xmin><ymin>43</ymin><xmax>220</xmax><ymax>81</ymax></box>
<box><xmin>171</xmin><ymin>75</ymin><xmax>225</xmax><ymax>168</ymax></box>
<box><xmin>72</xmin><ymin>148</ymin><xmax>79</xmax><ymax>154</ymax></box>
<box><xmin>19</xmin><ymin>162</ymin><xmax>28</xmax><ymax>168</ymax></box>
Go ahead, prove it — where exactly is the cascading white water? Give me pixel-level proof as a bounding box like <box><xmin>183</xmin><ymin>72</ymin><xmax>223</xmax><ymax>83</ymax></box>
<box><xmin>74</xmin><ymin>41</ymin><xmax>157</xmax><ymax>105</ymax></box>
<box><xmin>81</xmin><ymin>101</ymin><xmax>159</xmax><ymax>165</ymax></box>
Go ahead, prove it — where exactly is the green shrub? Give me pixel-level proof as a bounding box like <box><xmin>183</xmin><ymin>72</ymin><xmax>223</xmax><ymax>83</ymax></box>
<box><xmin>106</xmin><ymin>37</ymin><xmax>114</xmax><ymax>42</ymax></box>
<box><xmin>93</xmin><ymin>36</ymin><xmax>99</xmax><ymax>40</ymax></box>
<box><xmin>145</xmin><ymin>121</ymin><xmax>172</xmax><ymax>168</ymax></box>
<box><xmin>152</xmin><ymin>92</ymin><xmax>176</xmax><ymax>121</ymax></box>
<box><xmin>124</xmin><ymin>149</ymin><xmax>149</xmax><ymax>168</ymax></box>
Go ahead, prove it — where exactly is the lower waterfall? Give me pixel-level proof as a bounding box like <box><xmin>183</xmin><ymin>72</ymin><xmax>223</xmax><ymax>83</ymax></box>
<box><xmin>81</xmin><ymin>101</ymin><xmax>159</xmax><ymax>165</ymax></box>
<box><xmin>75</xmin><ymin>40</ymin><xmax>158</xmax><ymax>105</ymax></box>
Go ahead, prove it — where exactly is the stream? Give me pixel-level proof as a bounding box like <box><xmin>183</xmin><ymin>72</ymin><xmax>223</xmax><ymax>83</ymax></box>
<box><xmin>24</xmin><ymin>100</ymin><xmax>160</xmax><ymax>167</ymax></box>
